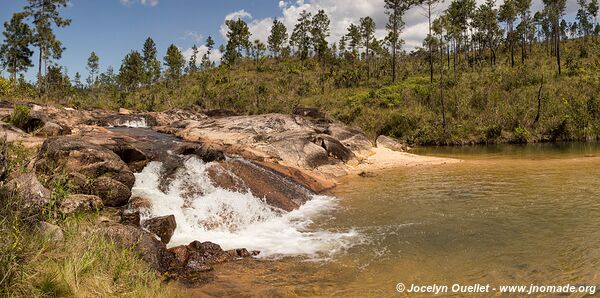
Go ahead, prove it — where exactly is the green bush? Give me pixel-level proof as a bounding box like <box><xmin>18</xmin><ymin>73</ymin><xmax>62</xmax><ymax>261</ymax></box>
<box><xmin>8</xmin><ymin>105</ymin><xmax>31</xmax><ymax>131</ymax></box>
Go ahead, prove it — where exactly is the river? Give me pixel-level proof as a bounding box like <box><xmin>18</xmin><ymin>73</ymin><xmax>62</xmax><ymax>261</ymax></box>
<box><xmin>169</xmin><ymin>143</ymin><xmax>600</xmax><ymax>297</ymax></box>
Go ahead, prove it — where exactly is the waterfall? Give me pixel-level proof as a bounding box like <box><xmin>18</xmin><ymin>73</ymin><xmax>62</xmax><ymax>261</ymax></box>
<box><xmin>131</xmin><ymin>156</ymin><xmax>359</xmax><ymax>258</ymax></box>
<box><xmin>108</xmin><ymin>117</ymin><xmax>148</xmax><ymax>128</ymax></box>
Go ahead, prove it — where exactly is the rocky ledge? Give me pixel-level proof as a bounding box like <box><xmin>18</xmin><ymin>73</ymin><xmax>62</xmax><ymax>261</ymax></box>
<box><xmin>0</xmin><ymin>102</ymin><xmax>456</xmax><ymax>285</ymax></box>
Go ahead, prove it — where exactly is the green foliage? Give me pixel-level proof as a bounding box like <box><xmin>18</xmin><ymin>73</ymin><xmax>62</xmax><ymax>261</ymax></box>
<box><xmin>0</xmin><ymin>12</ymin><xmax>34</xmax><ymax>80</ymax></box>
<box><xmin>8</xmin><ymin>104</ymin><xmax>31</xmax><ymax>130</ymax></box>
<box><xmin>164</xmin><ymin>44</ymin><xmax>185</xmax><ymax>80</ymax></box>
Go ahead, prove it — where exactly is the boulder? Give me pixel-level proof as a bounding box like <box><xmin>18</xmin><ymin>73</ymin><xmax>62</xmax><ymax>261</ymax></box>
<box><xmin>35</xmin><ymin>136</ymin><xmax>135</xmax><ymax>207</ymax></box>
<box><xmin>91</xmin><ymin>176</ymin><xmax>132</xmax><ymax>207</ymax></box>
<box><xmin>59</xmin><ymin>194</ymin><xmax>103</xmax><ymax>214</ymax></box>
<box><xmin>376</xmin><ymin>135</ymin><xmax>410</xmax><ymax>152</ymax></box>
<box><xmin>38</xmin><ymin>221</ymin><xmax>64</xmax><ymax>245</ymax></box>
<box><xmin>327</xmin><ymin>123</ymin><xmax>373</xmax><ymax>155</ymax></box>
<box><xmin>120</xmin><ymin>211</ymin><xmax>141</xmax><ymax>227</ymax></box>
<box><xmin>168</xmin><ymin>241</ymin><xmax>257</xmax><ymax>273</ymax></box>
<box><xmin>33</xmin><ymin>121</ymin><xmax>70</xmax><ymax>137</ymax></box>
<box><xmin>313</xmin><ymin>134</ymin><xmax>355</xmax><ymax>162</ymax></box>
<box><xmin>103</xmin><ymin>223</ymin><xmax>173</xmax><ymax>273</ymax></box>
<box><xmin>1</xmin><ymin>173</ymin><xmax>51</xmax><ymax>218</ymax></box>
<box><xmin>143</xmin><ymin>215</ymin><xmax>177</xmax><ymax>244</ymax></box>
<box><xmin>128</xmin><ymin>196</ymin><xmax>152</xmax><ymax>210</ymax></box>
<box><xmin>119</xmin><ymin>108</ymin><xmax>132</xmax><ymax>115</ymax></box>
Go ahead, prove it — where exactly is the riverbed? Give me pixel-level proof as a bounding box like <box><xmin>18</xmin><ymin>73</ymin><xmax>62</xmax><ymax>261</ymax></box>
<box><xmin>179</xmin><ymin>143</ymin><xmax>600</xmax><ymax>297</ymax></box>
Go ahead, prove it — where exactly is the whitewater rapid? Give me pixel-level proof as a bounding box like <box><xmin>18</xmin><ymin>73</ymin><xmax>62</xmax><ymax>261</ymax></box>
<box><xmin>131</xmin><ymin>157</ymin><xmax>359</xmax><ymax>258</ymax></box>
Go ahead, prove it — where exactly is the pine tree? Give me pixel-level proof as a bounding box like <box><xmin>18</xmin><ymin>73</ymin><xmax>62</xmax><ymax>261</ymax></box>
<box><xmin>86</xmin><ymin>51</ymin><xmax>99</xmax><ymax>86</ymax></box>
<box><xmin>416</xmin><ymin>0</ymin><xmax>445</xmax><ymax>83</ymax></box>
<box><xmin>310</xmin><ymin>10</ymin><xmax>330</xmax><ymax>61</ymax></box>
<box><xmin>223</xmin><ymin>19</ymin><xmax>251</xmax><ymax>65</ymax></box>
<box><xmin>543</xmin><ymin>0</ymin><xmax>567</xmax><ymax>74</ymax></box>
<box><xmin>142</xmin><ymin>37</ymin><xmax>161</xmax><ymax>84</ymax></box>
<box><xmin>73</xmin><ymin>71</ymin><xmax>82</xmax><ymax>89</ymax></box>
<box><xmin>24</xmin><ymin>0</ymin><xmax>71</xmax><ymax>87</ymax></box>
<box><xmin>346</xmin><ymin>23</ymin><xmax>362</xmax><ymax>59</ymax></box>
<box><xmin>268</xmin><ymin>19</ymin><xmax>288</xmax><ymax>58</ymax></box>
<box><xmin>500</xmin><ymin>0</ymin><xmax>517</xmax><ymax>67</ymax></box>
<box><xmin>164</xmin><ymin>44</ymin><xmax>184</xmax><ymax>80</ymax></box>
<box><xmin>118</xmin><ymin>50</ymin><xmax>144</xmax><ymax>92</ymax></box>
<box><xmin>0</xmin><ymin>13</ymin><xmax>33</xmax><ymax>80</ymax></box>
<box><xmin>251</xmin><ymin>39</ymin><xmax>266</xmax><ymax>66</ymax></box>
<box><xmin>359</xmin><ymin>16</ymin><xmax>376</xmax><ymax>79</ymax></box>
<box><xmin>188</xmin><ymin>44</ymin><xmax>199</xmax><ymax>73</ymax></box>
<box><xmin>290</xmin><ymin>10</ymin><xmax>312</xmax><ymax>60</ymax></box>
<box><xmin>516</xmin><ymin>0</ymin><xmax>532</xmax><ymax>62</ymax></box>
<box><xmin>385</xmin><ymin>0</ymin><xmax>410</xmax><ymax>82</ymax></box>
<box><xmin>201</xmin><ymin>36</ymin><xmax>215</xmax><ymax>69</ymax></box>
<box><xmin>589</xmin><ymin>0</ymin><xmax>599</xmax><ymax>36</ymax></box>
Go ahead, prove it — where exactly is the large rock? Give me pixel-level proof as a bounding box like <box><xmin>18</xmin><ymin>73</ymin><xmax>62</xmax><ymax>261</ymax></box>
<box><xmin>206</xmin><ymin>158</ymin><xmax>315</xmax><ymax>211</ymax></box>
<box><xmin>169</xmin><ymin>241</ymin><xmax>258</xmax><ymax>273</ymax></box>
<box><xmin>1</xmin><ymin>173</ymin><xmax>51</xmax><ymax>217</ymax></box>
<box><xmin>376</xmin><ymin>135</ymin><xmax>410</xmax><ymax>152</ymax></box>
<box><xmin>172</xmin><ymin>142</ymin><xmax>225</xmax><ymax>163</ymax></box>
<box><xmin>103</xmin><ymin>223</ymin><xmax>173</xmax><ymax>273</ymax></box>
<box><xmin>327</xmin><ymin>123</ymin><xmax>373</xmax><ymax>156</ymax></box>
<box><xmin>173</xmin><ymin>113</ymin><xmax>375</xmax><ymax>180</ymax></box>
<box><xmin>33</xmin><ymin>121</ymin><xmax>70</xmax><ymax>137</ymax></box>
<box><xmin>143</xmin><ymin>215</ymin><xmax>177</xmax><ymax>244</ymax></box>
<box><xmin>38</xmin><ymin>221</ymin><xmax>64</xmax><ymax>245</ymax></box>
<box><xmin>34</xmin><ymin>136</ymin><xmax>135</xmax><ymax>207</ymax></box>
<box><xmin>59</xmin><ymin>194</ymin><xmax>103</xmax><ymax>214</ymax></box>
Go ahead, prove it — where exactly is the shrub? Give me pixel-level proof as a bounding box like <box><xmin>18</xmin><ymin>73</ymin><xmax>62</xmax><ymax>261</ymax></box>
<box><xmin>8</xmin><ymin>105</ymin><xmax>31</xmax><ymax>131</ymax></box>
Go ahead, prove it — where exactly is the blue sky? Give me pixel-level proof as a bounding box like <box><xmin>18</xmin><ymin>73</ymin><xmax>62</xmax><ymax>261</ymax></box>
<box><xmin>0</xmin><ymin>0</ymin><xmax>281</xmax><ymax>81</ymax></box>
<box><xmin>1</xmin><ymin>0</ymin><xmax>583</xmax><ymax>82</ymax></box>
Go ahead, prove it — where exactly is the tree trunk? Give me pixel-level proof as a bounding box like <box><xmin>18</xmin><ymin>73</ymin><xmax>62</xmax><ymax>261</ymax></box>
<box><xmin>534</xmin><ymin>75</ymin><xmax>543</xmax><ymax>124</ymax></box>
<box><xmin>428</xmin><ymin>2</ymin><xmax>433</xmax><ymax>83</ymax></box>
<box><xmin>556</xmin><ymin>19</ymin><xmax>561</xmax><ymax>75</ymax></box>
<box><xmin>392</xmin><ymin>44</ymin><xmax>397</xmax><ymax>83</ymax></box>
<box><xmin>439</xmin><ymin>40</ymin><xmax>446</xmax><ymax>130</ymax></box>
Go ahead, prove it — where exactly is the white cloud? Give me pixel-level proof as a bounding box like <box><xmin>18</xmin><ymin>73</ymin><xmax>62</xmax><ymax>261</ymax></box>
<box><xmin>222</xmin><ymin>0</ymin><xmax>579</xmax><ymax>52</ymax></box>
<box><xmin>120</xmin><ymin>0</ymin><xmax>158</xmax><ymax>7</ymax></box>
<box><xmin>183</xmin><ymin>31</ymin><xmax>204</xmax><ymax>43</ymax></box>
<box><xmin>182</xmin><ymin>45</ymin><xmax>223</xmax><ymax>66</ymax></box>
<box><xmin>141</xmin><ymin>0</ymin><xmax>159</xmax><ymax>6</ymax></box>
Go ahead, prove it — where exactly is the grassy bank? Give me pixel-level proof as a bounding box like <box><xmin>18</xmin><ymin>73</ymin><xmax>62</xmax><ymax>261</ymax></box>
<box><xmin>0</xmin><ymin>143</ymin><xmax>171</xmax><ymax>297</ymax></box>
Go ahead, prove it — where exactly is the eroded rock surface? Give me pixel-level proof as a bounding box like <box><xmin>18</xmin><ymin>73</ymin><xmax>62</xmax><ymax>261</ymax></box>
<box><xmin>34</xmin><ymin>136</ymin><xmax>135</xmax><ymax>207</ymax></box>
<box><xmin>0</xmin><ymin>173</ymin><xmax>51</xmax><ymax>218</ymax></box>
<box><xmin>103</xmin><ymin>222</ymin><xmax>173</xmax><ymax>273</ymax></box>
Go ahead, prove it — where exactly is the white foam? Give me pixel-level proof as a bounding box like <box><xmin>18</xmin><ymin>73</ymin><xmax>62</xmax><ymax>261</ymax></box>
<box><xmin>131</xmin><ymin>157</ymin><xmax>359</xmax><ymax>258</ymax></box>
<box><xmin>109</xmin><ymin>117</ymin><xmax>148</xmax><ymax>128</ymax></box>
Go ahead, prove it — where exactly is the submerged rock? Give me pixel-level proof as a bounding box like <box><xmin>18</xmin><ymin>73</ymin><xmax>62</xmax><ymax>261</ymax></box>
<box><xmin>143</xmin><ymin>215</ymin><xmax>177</xmax><ymax>244</ymax></box>
<box><xmin>168</xmin><ymin>240</ymin><xmax>258</xmax><ymax>274</ymax></box>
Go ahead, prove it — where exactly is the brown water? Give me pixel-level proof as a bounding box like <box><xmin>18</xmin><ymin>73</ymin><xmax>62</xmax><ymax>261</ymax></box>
<box><xmin>183</xmin><ymin>143</ymin><xmax>600</xmax><ymax>297</ymax></box>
